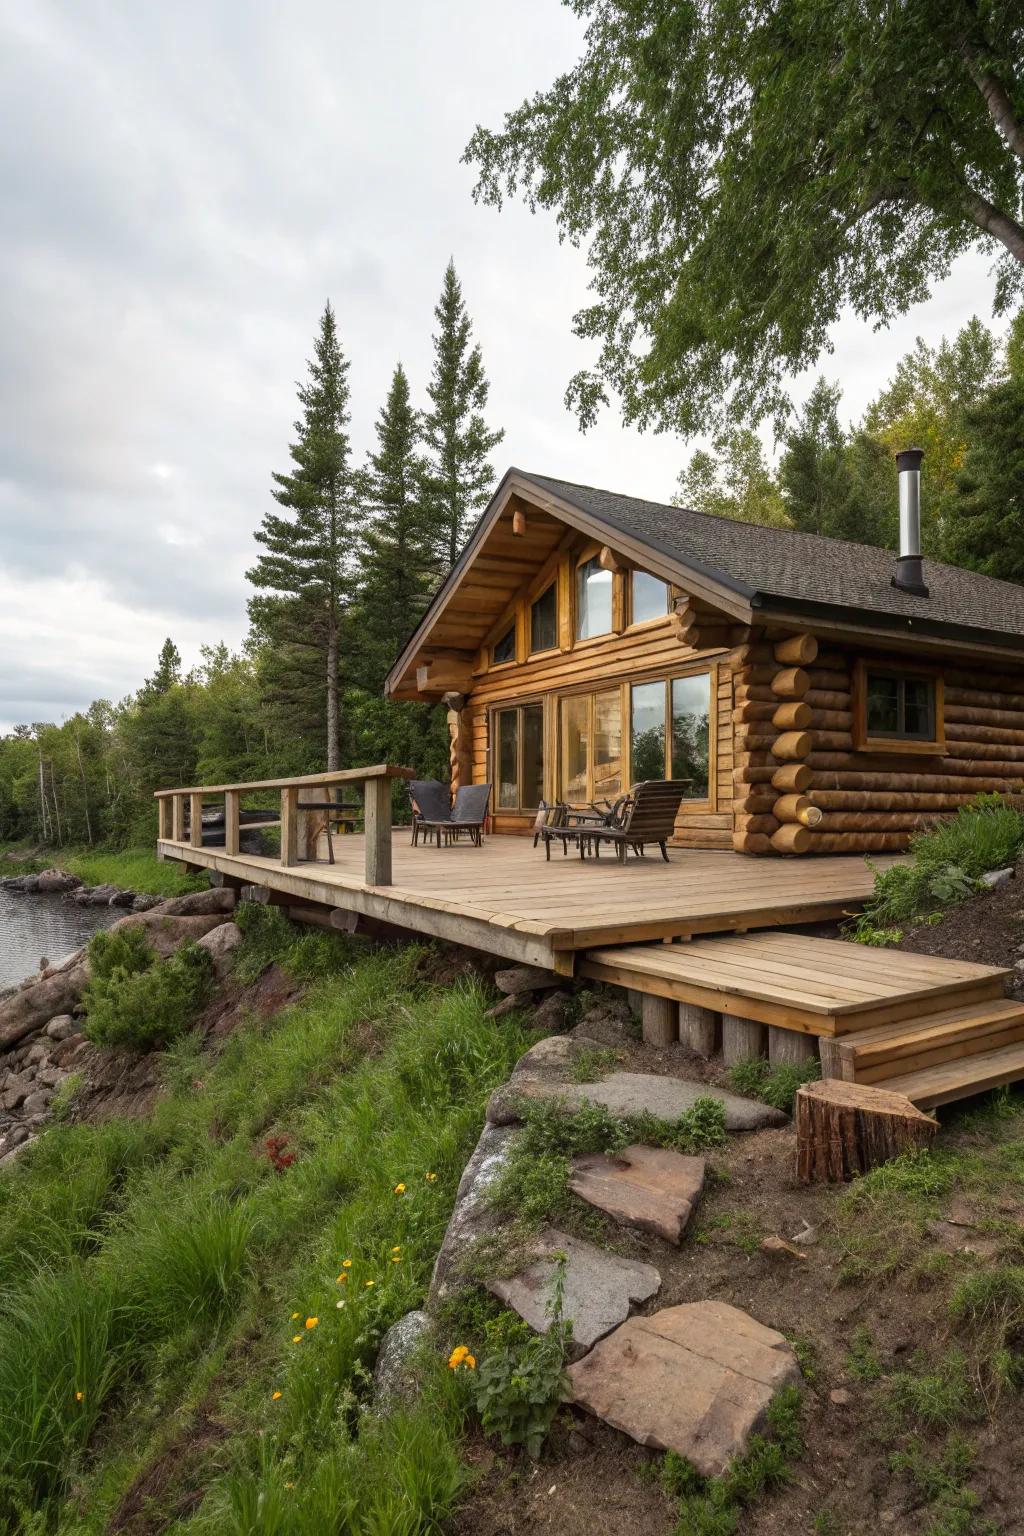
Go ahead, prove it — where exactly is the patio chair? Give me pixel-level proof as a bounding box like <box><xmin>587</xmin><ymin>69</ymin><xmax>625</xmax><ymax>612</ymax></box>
<box><xmin>409</xmin><ymin>779</ymin><xmax>452</xmax><ymax>847</ymax></box>
<box><xmin>448</xmin><ymin>783</ymin><xmax>491</xmax><ymax>847</ymax></box>
<box><xmin>579</xmin><ymin>779</ymin><xmax>691</xmax><ymax>863</ymax></box>
<box><xmin>536</xmin><ymin>797</ymin><xmax>627</xmax><ymax>860</ymax></box>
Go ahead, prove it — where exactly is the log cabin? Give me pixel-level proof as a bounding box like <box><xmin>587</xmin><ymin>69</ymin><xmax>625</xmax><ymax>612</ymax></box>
<box><xmin>384</xmin><ymin>451</ymin><xmax>1024</xmax><ymax>856</ymax></box>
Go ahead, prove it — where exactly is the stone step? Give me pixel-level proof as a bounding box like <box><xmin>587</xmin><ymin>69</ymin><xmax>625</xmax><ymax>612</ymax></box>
<box><xmin>568</xmin><ymin>1144</ymin><xmax>705</xmax><ymax>1244</ymax></box>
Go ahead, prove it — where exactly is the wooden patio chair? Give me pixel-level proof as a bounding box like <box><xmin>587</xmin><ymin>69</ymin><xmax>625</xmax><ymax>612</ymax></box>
<box><xmin>409</xmin><ymin>779</ymin><xmax>452</xmax><ymax>847</ymax></box>
<box><xmin>579</xmin><ymin>779</ymin><xmax>691</xmax><ymax>863</ymax></box>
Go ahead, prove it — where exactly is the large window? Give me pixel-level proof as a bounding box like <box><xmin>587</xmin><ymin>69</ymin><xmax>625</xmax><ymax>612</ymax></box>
<box><xmin>495</xmin><ymin>703</ymin><xmax>545</xmax><ymax>810</ymax></box>
<box><xmin>561</xmin><ymin>689</ymin><xmax>622</xmax><ymax>802</ymax></box>
<box><xmin>530</xmin><ymin>583</ymin><xmax>558</xmax><ymax>653</ymax></box>
<box><xmin>575</xmin><ymin>557</ymin><xmax>613</xmax><ymax>640</ymax></box>
<box><xmin>629</xmin><ymin>672</ymin><xmax>711</xmax><ymax>799</ymax></box>
<box><xmin>631</xmin><ymin>570</ymin><xmax>670</xmax><ymax>626</ymax></box>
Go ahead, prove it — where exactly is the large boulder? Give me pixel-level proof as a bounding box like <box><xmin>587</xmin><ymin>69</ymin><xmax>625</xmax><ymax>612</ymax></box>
<box><xmin>426</xmin><ymin>1121</ymin><xmax>519</xmax><ymax>1312</ymax></box>
<box><xmin>373</xmin><ymin>1310</ymin><xmax>433</xmax><ymax>1409</ymax></box>
<box><xmin>195</xmin><ymin>922</ymin><xmax>243</xmax><ymax>980</ymax></box>
<box><xmin>35</xmin><ymin>869</ymin><xmax>81</xmax><ymax>894</ymax></box>
<box><xmin>489</xmin><ymin>1065</ymin><xmax>786</xmax><ymax>1134</ymax></box>
<box><xmin>160</xmin><ymin>888</ymin><xmax>237</xmax><ymax>917</ymax></box>
<box><xmin>568</xmin><ymin>1301</ymin><xmax>800</xmax><ymax>1476</ymax></box>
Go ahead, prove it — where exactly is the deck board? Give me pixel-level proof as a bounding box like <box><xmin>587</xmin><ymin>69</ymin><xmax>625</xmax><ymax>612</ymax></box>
<box><xmin>159</xmin><ymin>832</ymin><xmax>903</xmax><ymax>965</ymax></box>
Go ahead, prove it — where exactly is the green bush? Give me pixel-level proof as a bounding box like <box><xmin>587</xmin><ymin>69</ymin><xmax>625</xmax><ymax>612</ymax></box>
<box><xmin>727</xmin><ymin>1057</ymin><xmax>821</xmax><ymax>1113</ymax></box>
<box><xmin>83</xmin><ymin>941</ymin><xmax>214</xmax><ymax>1051</ymax></box>
<box><xmin>853</xmin><ymin>795</ymin><xmax>1024</xmax><ymax>941</ymax></box>
<box><xmin>86</xmin><ymin>924</ymin><xmax>155</xmax><ymax>983</ymax></box>
<box><xmin>473</xmin><ymin>1264</ymin><xmax>571</xmax><ymax>1458</ymax></box>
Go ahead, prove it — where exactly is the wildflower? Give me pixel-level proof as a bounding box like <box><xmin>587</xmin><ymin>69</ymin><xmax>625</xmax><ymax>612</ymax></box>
<box><xmin>292</xmin><ymin>1334</ymin><xmax>303</xmax><ymax>1344</ymax></box>
<box><xmin>272</xmin><ymin>1391</ymin><xmax>282</xmax><ymax>1401</ymax></box>
<box><xmin>291</xmin><ymin>1312</ymin><xmax>300</xmax><ymax>1320</ymax></box>
<box><xmin>336</xmin><ymin>1299</ymin><xmax>346</xmax><ymax>1309</ymax></box>
<box><xmin>75</xmin><ymin>1391</ymin><xmax>84</xmax><ymax>1402</ymax></box>
<box><xmin>448</xmin><ymin>1345</ymin><xmax>476</xmax><ymax>1371</ymax></box>
<box><xmin>391</xmin><ymin>1256</ymin><xmax>401</xmax><ymax>1264</ymax></box>
<box><xmin>394</xmin><ymin>1182</ymin><xmax>406</xmax><ymax>1194</ymax></box>
<box><xmin>425</xmin><ymin>1172</ymin><xmax>437</xmax><ymax>1183</ymax></box>
<box><xmin>364</xmin><ymin>1279</ymin><xmax>375</xmax><ymax>1288</ymax></box>
<box><xmin>305</xmin><ymin>1316</ymin><xmax>319</xmax><ymax>1330</ymax></box>
<box><xmin>341</xmin><ymin>1258</ymin><xmax>352</xmax><ymax>1269</ymax></box>
<box><xmin>391</xmin><ymin>1245</ymin><xmax>402</xmax><ymax>1254</ymax></box>
<box><xmin>336</xmin><ymin>1273</ymin><xmax>348</xmax><ymax>1285</ymax></box>
<box><xmin>285</xmin><ymin>1482</ymin><xmax>295</xmax><ymax>1490</ymax></box>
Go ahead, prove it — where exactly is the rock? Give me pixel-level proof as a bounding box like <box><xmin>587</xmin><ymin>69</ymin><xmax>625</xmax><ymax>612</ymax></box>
<box><xmin>195</xmin><ymin>921</ymin><xmax>243</xmax><ymax>980</ymax></box>
<box><xmin>830</xmin><ymin>1388</ymin><xmax>853</xmax><ymax>1407</ymax></box>
<box><xmin>35</xmin><ymin>869</ymin><xmax>81</xmax><ymax>894</ymax></box>
<box><xmin>107</xmin><ymin>889</ymin><xmax>137</xmax><ymax>908</ymax></box>
<box><xmin>25</xmin><ymin>1041</ymin><xmax>49</xmax><ymax>1065</ymax></box>
<box><xmin>76</xmin><ymin>883</ymin><xmax>120</xmax><ymax>906</ymax></box>
<box><xmin>131</xmin><ymin>893</ymin><xmax>162</xmax><ymax>912</ymax></box>
<box><xmin>488</xmin><ymin>1229</ymin><xmax>660</xmax><ymax>1359</ymax></box>
<box><xmin>489</xmin><ymin>1066</ymin><xmax>786</xmax><ymax>1133</ymax></box>
<box><xmin>49</xmin><ymin>1035</ymin><xmax>88</xmax><ymax>1067</ymax></box>
<box><xmin>760</xmin><ymin>1235</ymin><xmax>807</xmax><ymax>1262</ymax></box>
<box><xmin>530</xmin><ymin>992</ymin><xmax>572</xmax><ymax>1033</ymax></box>
<box><xmin>373</xmin><ymin>1310</ymin><xmax>433</xmax><ymax>1409</ymax></box>
<box><xmin>568</xmin><ymin>1145</ymin><xmax>705</xmax><ymax>1244</ymax></box>
<box><xmin>486</xmin><ymin>994</ymin><xmax>524</xmax><ymax>1020</ymax></box>
<box><xmin>567</xmin><ymin>1301</ymin><xmax>800</xmax><ymax>1477</ymax></box>
<box><xmin>426</xmin><ymin>1122</ymin><xmax>519</xmax><ymax>1311</ymax></box>
<box><xmin>0</xmin><ymin>1073</ymin><xmax>32</xmax><ymax>1111</ymax></box>
<box><xmin>160</xmin><ymin>887</ymin><xmax>237</xmax><ymax>917</ymax></box>
<box><xmin>494</xmin><ymin>964</ymin><xmax>560</xmax><ymax>996</ymax></box>
<box><xmin>44</xmin><ymin>1014</ymin><xmax>76</xmax><ymax>1040</ymax></box>
<box><xmin>981</xmin><ymin>867</ymin><xmax>1014</xmax><ymax>888</ymax></box>
<box><xmin>35</xmin><ymin>1066</ymin><xmax>66</xmax><ymax>1089</ymax></box>
<box><xmin>22</xmin><ymin>1089</ymin><xmax>52</xmax><ymax>1116</ymax></box>
<box><xmin>571</xmin><ymin>998</ymin><xmax>635</xmax><ymax>1047</ymax></box>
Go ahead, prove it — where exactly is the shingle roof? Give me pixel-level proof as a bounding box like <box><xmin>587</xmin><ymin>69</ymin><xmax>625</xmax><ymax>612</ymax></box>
<box><xmin>522</xmin><ymin>472</ymin><xmax>1024</xmax><ymax>644</ymax></box>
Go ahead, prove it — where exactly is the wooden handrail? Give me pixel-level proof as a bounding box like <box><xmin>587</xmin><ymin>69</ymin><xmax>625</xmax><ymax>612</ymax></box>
<box><xmin>155</xmin><ymin>763</ymin><xmax>415</xmax><ymax>886</ymax></box>
<box><xmin>153</xmin><ymin>764</ymin><xmax>413</xmax><ymax>797</ymax></box>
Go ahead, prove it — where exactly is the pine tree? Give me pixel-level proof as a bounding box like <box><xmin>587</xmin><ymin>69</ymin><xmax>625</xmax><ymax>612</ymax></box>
<box><xmin>779</xmin><ymin>380</ymin><xmax>854</xmax><ymax>536</ymax></box>
<box><xmin>143</xmin><ymin>638</ymin><xmax>182</xmax><ymax>698</ymax></box>
<box><xmin>355</xmin><ymin>363</ymin><xmax>434</xmax><ymax>690</ymax></box>
<box><xmin>421</xmin><ymin>260</ymin><xmax>504</xmax><ymax>572</ymax></box>
<box><xmin>945</xmin><ymin>373</ymin><xmax>1024</xmax><ymax>584</ymax></box>
<box><xmin>247</xmin><ymin>303</ymin><xmax>358</xmax><ymax>770</ymax></box>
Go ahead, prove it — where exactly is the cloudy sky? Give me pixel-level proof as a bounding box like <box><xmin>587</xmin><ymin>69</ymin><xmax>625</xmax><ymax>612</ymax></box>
<box><xmin>0</xmin><ymin>1</ymin><xmax>1000</xmax><ymax>733</ymax></box>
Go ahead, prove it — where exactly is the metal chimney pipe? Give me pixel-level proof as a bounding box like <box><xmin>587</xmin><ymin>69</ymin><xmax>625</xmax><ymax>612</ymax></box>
<box><xmin>892</xmin><ymin>447</ymin><xmax>929</xmax><ymax>597</ymax></box>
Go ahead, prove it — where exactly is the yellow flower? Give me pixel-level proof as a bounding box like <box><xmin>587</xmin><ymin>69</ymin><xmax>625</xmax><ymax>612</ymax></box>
<box><xmin>391</xmin><ymin>1245</ymin><xmax>402</xmax><ymax>1254</ymax></box>
<box><xmin>341</xmin><ymin>1259</ymin><xmax>352</xmax><ymax>1269</ymax></box>
<box><xmin>464</xmin><ymin>1353</ymin><xmax>477</xmax><ymax>1369</ymax></box>
<box><xmin>425</xmin><ymin>1172</ymin><xmax>437</xmax><ymax>1183</ymax></box>
<box><xmin>448</xmin><ymin>1346</ymin><xmax>476</xmax><ymax>1372</ymax></box>
<box><xmin>336</xmin><ymin>1273</ymin><xmax>348</xmax><ymax>1285</ymax></box>
<box><xmin>292</xmin><ymin>1334</ymin><xmax>303</xmax><ymax>1344</ymax></box>
<box><xmin>291</xmin><ymin>1311</ymin><xmax>300</xmax><ymax>1319</ymax></box>
<box><xmin>305</xmin><ymin>1316</ymin><xmax>319</xmax><ymax>1330</ymax></box>
<box><xmin>391</xmin><ymin>1256</ymin><xmax>401</xmax><ymax>1264</ymax></box>
<box><xmin>272</xmin><ymin>1391</ymin><xmax>282</xmax><ymax>1401</ymax></box>
<box><xmin>75</xmin><ymin>1391</ymin><xmax>84</xmax><ymax>1402</ymax></box>
<box><xmin>394</xmin><ymin>1183</ymin><xmax>406</xmax><ymax>1194</ymax></box>
<box><xmin>285</xmin><ymin>1481</ymin><xmax>295</xmax><ymax>1490</ymax></box>
<box><xmin>364</xmin><ymin>1279</ymin><xmax>375</xmax><ymax>1288</ymax></box>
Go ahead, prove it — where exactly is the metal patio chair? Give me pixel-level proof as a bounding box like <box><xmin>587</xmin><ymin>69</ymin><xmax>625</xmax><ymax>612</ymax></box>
<box><xmin>578</xmin><ymin>779</ymin><xmax>691</xmax><ymax>863</ymax></box>
<box><xmin>409</xmin><ymin>779</ymin><xmax>452</xmax><ymax>847</ymax></box>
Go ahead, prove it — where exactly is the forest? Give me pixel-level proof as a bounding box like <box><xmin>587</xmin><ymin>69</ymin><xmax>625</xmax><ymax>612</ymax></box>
<box><xmin>2</xmin><ymin>300</ymin><xmax>1022</xmax><ymax>852</ymax></box>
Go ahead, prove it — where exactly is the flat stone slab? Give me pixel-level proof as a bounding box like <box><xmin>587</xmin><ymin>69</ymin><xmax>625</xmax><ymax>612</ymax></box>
<box><xmin>569</xmin><ymin>1145</ymin><xmax>705</xmax><ymax>1244</ymax></box>
<box><xmin>489</xmin><ymin>1066</ymin><xmax>785</xmax><ymax>1132</ymax></box>
<box><xmin>488</xmin><ymin>1228</ymin><xmax>660</xmax><ymax>1358</ymax></box>
<box><xmin>568</xmin><ymin>1300</ymin><xmax>800</xmax><ymax>1476</ymax></box>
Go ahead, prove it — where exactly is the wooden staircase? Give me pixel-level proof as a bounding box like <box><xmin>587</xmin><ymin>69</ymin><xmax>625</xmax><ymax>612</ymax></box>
<box><xmin>580</xmin><ymin>932</ymin><xmax>1024</xmax><ymax>1110</ymax></box>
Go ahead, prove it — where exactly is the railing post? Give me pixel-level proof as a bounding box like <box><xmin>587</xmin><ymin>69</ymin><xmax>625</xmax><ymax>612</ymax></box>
<box><xmin>364</xmin><ymin>774</ymin><xmax>392</xmax><ymax>886</ymax></box>
<box><xmin>157</xmin><ymin>796</ymin><xmax>170</xmax><ymax>841</ymax></box>
<box><xmin>171</xmin><ymin>793</ymin><xmax>185</xmax><ymax>842</ymax></box>
<box><xmin>189</xmin><ymin>793</ymin><xmax>204</xmax><ymax>850</ymax></box>
<box><xmin>281</xmin><ymin>786</ymin><xmax>299</xmax><ymax>867</ymax></box>
<box><xmin>224</xmin><ymin>789</ymin><xmax>240</xmax><ymax>856</ymax></box>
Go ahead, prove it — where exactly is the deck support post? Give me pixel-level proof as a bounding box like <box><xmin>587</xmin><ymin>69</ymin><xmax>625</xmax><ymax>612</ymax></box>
<box><xmin>281</xmin><ymin>787</ymin><xmax>299</xmax><ymax>867</ymax></box>
<box><xmin>768</xmin><ymin>1026</ymin><xmax>818</xmax><ymax>1067</ymax></box>
<box><xmin>189</xmin><ymin>793</ymin><xmax>204</xmax><ymax>850</ymax></box>
<box><xmin>364</xmin><ymin>775</ymin><xmax>393</xmax><ymax>886</ymax></box>
<box><xmin>641</xmin><ymin>994</ymin><xmax>677</xmax><ymax>1047</ymax></box>
<box><xmin>721</xmin><ymin>1013</ymin><xmax>767</xmax><ymax>1066</ymax></box>
<box><xmin>679</xmin><ymin>1002</ymin><xmax>719</xmax><ymax>1056</ymax></box>
<box><xmin>224</xmin><ymin>790</ymin><xmax>240</xmax><ymax>856</ymax></box>
<box><xmin>626</xmin><ymin>988</ymin><xmax>645</xmax><ymax>1019</ymax></box>
<box><xmin>171</xmin><ymin>793</ymin><xmax>185</xmax><ymax>842</ymax></box>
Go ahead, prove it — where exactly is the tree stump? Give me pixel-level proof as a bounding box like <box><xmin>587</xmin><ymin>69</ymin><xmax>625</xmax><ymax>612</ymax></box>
<box><xmin>679</xmin><ymin>1002</ymin><xmax>719</xmax><ymax>1056</ymax></box>
<box><xmin>721</xmin><ymin>1013</ymin><xmax>767</xmax><ymax>1065</ymax></box>
<box><xmin>795</xmin><ymin>1079</ymin><xmax>938</xmax><ymax>1184</ymax></box>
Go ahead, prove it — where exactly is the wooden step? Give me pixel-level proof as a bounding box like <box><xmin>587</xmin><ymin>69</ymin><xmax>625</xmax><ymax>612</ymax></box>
<box><xmin>838</xmin><ymin>999</ymin><xmax>1024</xmax><ymax>1084</ymax></box>
<box><xmin>884</xmin><ymin>1041</ymin><xmax>1024</xmax><ymax>1109</ymax></box>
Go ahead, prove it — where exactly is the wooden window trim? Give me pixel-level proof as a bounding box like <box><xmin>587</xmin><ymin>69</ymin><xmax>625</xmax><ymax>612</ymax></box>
<box><xmin>626</xmin><ymin>569</ymin><xmax>672</xmax><ymax>633</ymax></box>
<box><xmin>491</xmin><ymin>698</ymin><xmax>546</xmax><ymax>815</ymax></box>
<box><xmin>528</xmin><ymin>581</ymin><xmax>559</xmax><ymax>658</ymax></box>
<box><xmin>490</xmin><ymin>621</ymin><xmax>517</xmax><ymax>671</ymax></box>
<box><xmin>852</xmin><ymin>658</ymin><xmax>946</xmax><ymax>756</ymax></box>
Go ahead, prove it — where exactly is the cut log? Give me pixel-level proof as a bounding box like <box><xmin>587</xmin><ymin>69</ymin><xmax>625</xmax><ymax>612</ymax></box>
<box><xmin>771</xmin><ymin>731</ymin><xmax>812</xmax><ymax>761</ymax></box>
<box><xmin>774</xmin><ymin>794</ymin><xmax>823</xmax><ymax>827</ymax></box>
<box><xmin>732</xmin><ymin>831</ymin><xmax>773</xmax><ymax>855</ymax></box>
<box><xmin>795</xmin><ymin>1079</ymin><xmax>938</xmax><ymax>1184</ymax></box>
<box><xmin>679</xmin><ymin>1002</ymin><xmax>719</xmax><ymax>1056</ymax></box>
<box><xmin>722</xmin><ymin>1013</ymin><xmax>767</xmax><ymax>1065</ymax></box>
<box><xmin>770</xmin><ymin>667</ymin><xmax>810</xmax><ymax>699</ymax></box>
<box><xmin>773</xmin><ymin>634</ymin><xmax>819</xmax><ymax>666</ymax></box>
<box><xmin>772</xmin><ymin>762</ymin><xmax>812</xmax><ymax>794</ymax></box>
<box><xmin>772</xmin><ymin>700</ymin><xmax>812</xmax><ymax>731</ymax></box>
<box><xmin>642</xmin><ymin>994</ymin><xmax>677</xmax><ymax>1047</ymax></box>
<box><xmin>771</xmin><ymin>822</ymin><xmax>812</xmax><ymax>854</ymax></box>
<box><xmin>768</xmin><ymin>1026</ymin><xmax>818</xmax><ymax>1067</ymax></box>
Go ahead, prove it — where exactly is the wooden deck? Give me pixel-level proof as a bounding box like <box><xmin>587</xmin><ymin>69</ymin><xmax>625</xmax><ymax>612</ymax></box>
<box><xmin>158</xmin><ymin>831</ymin><xmax>901</xmax><ymax>971</ymax></box>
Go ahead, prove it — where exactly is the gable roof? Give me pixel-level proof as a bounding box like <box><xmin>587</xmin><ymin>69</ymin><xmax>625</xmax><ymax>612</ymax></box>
<box><xmin>525</xmin><ymin>473</ymin><xmax>1024</xmax><ymax>642</ymax></box>
<box><xmin>385</xmin><ymin>468</ymin><xmax>1024</xmax><ymax>696</ymax></box>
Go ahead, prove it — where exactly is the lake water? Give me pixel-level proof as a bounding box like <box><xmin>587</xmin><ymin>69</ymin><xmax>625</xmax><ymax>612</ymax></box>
<box><xmin>0</xmin><ymin>890</ymin><xmax>117</xmax><ymax>990</ymax></box>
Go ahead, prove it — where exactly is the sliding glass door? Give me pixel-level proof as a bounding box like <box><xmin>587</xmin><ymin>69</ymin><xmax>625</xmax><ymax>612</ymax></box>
<box><xmin>628</xmin><ymin>672</ymin><xmax>711</xmax><ymax>798</ymax></box>
<box><xmin>495</xmin><ymin>703</ymin><xmax>545</xmax><ymax>811</ymax></box>
<box><xmin>560</xmin><ymin>689</ymin><xmax>623</xmax><ymax>803</ymax></box>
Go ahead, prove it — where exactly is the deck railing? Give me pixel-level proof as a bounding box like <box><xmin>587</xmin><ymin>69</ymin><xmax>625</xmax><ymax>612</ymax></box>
<box><xmin>154</xmin><ymin>765</ymin><xmax>415</xmax><ymax>887</ymax></box>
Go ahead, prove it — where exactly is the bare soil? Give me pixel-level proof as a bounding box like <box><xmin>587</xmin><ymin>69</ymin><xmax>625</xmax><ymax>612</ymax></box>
<box><xmin>897</xmin><ymin>868</ymin><xmax>1024</xmax><ymax>974</ymax></box>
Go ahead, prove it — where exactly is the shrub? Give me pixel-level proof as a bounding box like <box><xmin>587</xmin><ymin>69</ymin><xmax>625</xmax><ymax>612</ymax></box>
<box><xmin>852</xmin><ymin>795</ymin><xmax>1024</xmax><ymax>941</ymax></box>
<box><xmin>473</xmin><ymin>1263</ymin><xmax>571</xmax><ymax>1458</ymax></box>
<box><xmin>83</xmin><ymin>942</ymin><xmax>214</xmax><ymax>1051</ymax></box>
<box><xmin>727</xmin><ymin>1057</ymin><xmax>821</xmax><ymax>1113</ymax></box>
<box><xmin>86</xmin><ymin>924</ymin><xmax>155</xmax><ymax>983</ymax></box>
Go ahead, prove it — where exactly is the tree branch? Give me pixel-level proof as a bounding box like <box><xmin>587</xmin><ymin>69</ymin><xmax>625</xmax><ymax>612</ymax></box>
<box><xmin>961</xmin><ymin>42</ymin><xmax>1024</xmax><ymax>165</ymax></box>
<box><xmin>959</xmin><ymin>183</ymin><xmax>1024</xmax><ymax>264</ymax></box>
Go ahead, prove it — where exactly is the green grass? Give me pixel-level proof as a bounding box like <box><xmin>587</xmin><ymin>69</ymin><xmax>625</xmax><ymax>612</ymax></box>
<box><xmin>660</xmin><ymin>1386</ymin><xmax>804</xmax><ymax>1535</ymax></box>
<box><xmin>726</xmin><ymin>1056</ymin><xmax>821</xmax><ymax>1113</ymax></box>
<box><xmin>0</xmin><ymin>925</ymin><xmax>534</xmax><ymax>1532</ymax></box>
<box><xmin>1</xmin><ymin>842</ymin><xmax>204</xmax><ymax>897</ymax></box>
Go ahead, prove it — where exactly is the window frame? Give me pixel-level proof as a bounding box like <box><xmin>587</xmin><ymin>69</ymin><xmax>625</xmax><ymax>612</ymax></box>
<box><xmin>628</xmin><ymin>667</ymin><xmax>715</xmax><ymax>804</ymax></box>
<box><xmin>574</xmin><ymin>554</ymin><xmax>616</xmax><ymax>643</ymax></box>
<box><xmin>491</xmin><ymin>699</ymin><xmax>546</xmax><ymax>814</ymax></box>
<box><xmin>529</xmin><ymin>581</ymin><xmax>559</xmax><ymax>656</ymax></box>
<box><xmin>628</xmin><ymin>569</ymin><xmax>671</xmax><ymax>629</ymax></box>
<box><xmin>490</xmin><ymin>622</ymin><xmax>517</xmax><ymax>669</ymax></box>
<box><xmin>852</xmin><ymin>659</ymin><xmax>945</xmax><ymax>755</ymax></box>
